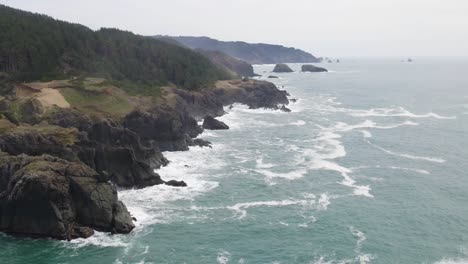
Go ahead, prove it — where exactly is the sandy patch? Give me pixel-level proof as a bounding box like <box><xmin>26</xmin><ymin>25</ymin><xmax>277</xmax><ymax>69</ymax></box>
<box><xmin>36</xmin><ymin>88</ymin><xmax>70</xmax><ymax>108</ymax></box>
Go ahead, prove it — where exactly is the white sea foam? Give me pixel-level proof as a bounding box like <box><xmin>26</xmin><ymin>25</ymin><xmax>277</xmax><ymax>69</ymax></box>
<box><xmin>228</xmin><ymin>199</ymin><xmax>315</xmax><ymax>219</ymax></box>
<box><xmin>314</xmin><ymin>95</ymin><xmax>456</xmax><ymax>120</ymax></box>
<box><xmin>217</xmin><ymin>250</ymin><xmax>231</xmax><ymax>264</ymax></box>
<box><xmin>356</xmin><ymin>254</ymin><xmax>373</xmax><ymax>264</ymax></box>
<box><xmin>347</xmin><ymin>106</ymin><xmax>456</xmax><ymax>120</ymax></box>
<box><xmin>115</xmin><ymin>144</ymin><xmax>228</xmax><ymax>234</ymax></box>
<box><xmin>350</xmin><ymin>226</ymin><xmax>366</xmax><ymax>252</ymax></box>
<box><xmin>332</xmin><ymin>119</ymin><xmax>418</xmax><ymax>132</ymax></box>
<box><xmin>352</xmin><ymin>165</ymin><xmax>430</xmax><ymax>175</ymax></box>
<box><xmin>255</xmin><ymin>157</ymin><xmax>275</xmax><ymax>169</ymax></box>
<box><xmin>255</xmin><ymin>168</ymin><xmax>308</xmax><ymax>181</ymax></box>
<box><xmin>389</xmin><ymin>166</ymin><xmax>430</xmax><ymax>175</ymax></box>
<box><xmin>305</xmin><ymin>126</ymin><xmax>373</xmax><ymax>197</ymax></box>
<box><xmin>349</xmin><ymin>227</ymin><xmax>374</xmax><ymax>264</ymax></box>
<box><xmin>365</xmin><ymin>139</ymin><xmax>446</xmax><ymax>163</ymax></box>
<box><xmin>317</xmin><ymin>193</ymin><xmax>331</xmax><ymax>210</ymax></box>
<box><xmin>217</xmin><ymin>104</ymin><xmax>287</xmax><ymax>130</ymax></box>
<box><xmin>68</xmin><ymin>232</ymin><xmax>129</xmax><ymax>248</ymax></box>
<box><xmin>360</xmin><ymin>130</ymin><xmax>372</xmax><ymax>138</ymax></box>
<box><xmin>290</xmin><ymin>120</ymin><xmax>307</xmax><ymax>126</ymax></box>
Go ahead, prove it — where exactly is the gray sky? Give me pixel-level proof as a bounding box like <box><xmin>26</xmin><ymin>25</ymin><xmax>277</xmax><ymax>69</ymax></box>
<box><xmin>3</xmin><ymin>0</ymin><xmax>468</xmax><ymax>57</ymax></box>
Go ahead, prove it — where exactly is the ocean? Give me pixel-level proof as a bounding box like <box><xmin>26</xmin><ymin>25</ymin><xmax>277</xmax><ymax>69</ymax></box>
<box><xmin>1</xmin><ymin>58</ymin><xmax>468</xmax><ymax>264</ymax></box>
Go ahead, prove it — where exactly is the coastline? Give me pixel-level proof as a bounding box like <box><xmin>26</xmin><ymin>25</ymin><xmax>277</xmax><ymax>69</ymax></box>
<box><xmin>0</xmin><ymin>79</ymin><xmax>292</xmax><ymax>240</ymax></box>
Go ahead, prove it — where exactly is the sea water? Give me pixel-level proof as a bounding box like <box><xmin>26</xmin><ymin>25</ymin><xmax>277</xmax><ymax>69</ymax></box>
<box><xmin>1</xmin><ymin>58</ymin><xmax>468</xmax><ymax>264</ymax></box>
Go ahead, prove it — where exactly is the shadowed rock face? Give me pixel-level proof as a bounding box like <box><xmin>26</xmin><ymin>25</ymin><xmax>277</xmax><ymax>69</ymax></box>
<box><xmin>273</xmin><ymin>64</ymin><xmax>294</xmax><ymax>73</ymax></box>
<box><xmin>202</xmin><ymin>116</ymin><xmax>229</xmax><ymax>130</ymax></box>
<box><xmin>0</xmin><ymin>80</ymin><xmax>289</xmax><ymax>190</ymax></box>
<box><xmin>301</xmin><ymin>64</ymin><xmax>328</xmax><ymax>72</ymax></box>
<box><xmin>0</xmin><ymin>152</ymin><xmax>134</xmax><ymax>240</ymax></box>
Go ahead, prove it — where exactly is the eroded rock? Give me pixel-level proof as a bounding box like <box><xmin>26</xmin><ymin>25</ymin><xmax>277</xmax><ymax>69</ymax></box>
<box><xmin>202</xmin><ymin>116</ymin><xmax>229</xmax><ymax>130</ymax></box>
<box><xmin>0</xmin><ymin>152</ymin><xmax>134</xmax><ymax>240</ymax></box>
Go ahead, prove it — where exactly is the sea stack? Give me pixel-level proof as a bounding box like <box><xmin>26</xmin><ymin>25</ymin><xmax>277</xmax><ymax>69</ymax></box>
<box><xmin>273</xmin><ymin>64</ymin><xmax>294</xmax><ymax>73</ymax></box>
<box><xmin>301</xmin><ymin>64</ymin><xmax>328</xmax><ymax>73</ymax></box>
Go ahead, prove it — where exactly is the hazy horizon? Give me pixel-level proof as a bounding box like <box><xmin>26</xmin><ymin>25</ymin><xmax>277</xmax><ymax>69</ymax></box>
<box><xmin>2</xmin><ymin>0</ymin><xmax>468</xmax><ymax>57</ymax></box>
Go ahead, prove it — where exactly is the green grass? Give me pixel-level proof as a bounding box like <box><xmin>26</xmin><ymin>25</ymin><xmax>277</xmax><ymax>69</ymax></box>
<box><xmin>60</xmin><ymin>87</ymin><xmax>134</xmax><ymax>117</ymax></box>
<box><xmin>10</xmin><ymin>125</ymin><xmax>77</xmax><ymax>146</ymax></box>
<box><xmin>110</xmin><ymin>79</ymin><xmax>163</xmax><ymax>97</ymax></box>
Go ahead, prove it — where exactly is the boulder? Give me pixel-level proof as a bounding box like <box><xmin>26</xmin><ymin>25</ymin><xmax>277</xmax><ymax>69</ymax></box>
<box><xmin>280</xmin><ymin>105</ymin><xmax>292</xmax><ymax>112</ymax></box>
<box><xmin>202</xmin><ymin>116</ymin><xmax>229</xmax><ymax>130</ymax></box>
<box><xmin>165</xmin><ymin>180</ymin><xmax>188</xmax><ymax>187</ymax></box>
<box><xmin>301</xmin><ymin>64</ymin><xmax>328</xmax><ymax>72</ymax></box>
<box><xmin>0</xmin><ymin>152</ymin><xmax>134</xmax><ymax>240</ymax></box>
<box><xmin>272</xmin><ymin>64</ymin><xmax>294</xmax><ymax>73</ymax></box>
<box><xmin>189</xmin><ymin>138</ymin><xmax>212</xmax><ymax>148</ymax></box>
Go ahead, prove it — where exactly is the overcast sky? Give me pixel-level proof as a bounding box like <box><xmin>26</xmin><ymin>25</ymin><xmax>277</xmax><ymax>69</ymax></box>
<box><xmin>3</xmin><ymin>0</ymin><xmax>468</xmax><ymax>57</ymax></box>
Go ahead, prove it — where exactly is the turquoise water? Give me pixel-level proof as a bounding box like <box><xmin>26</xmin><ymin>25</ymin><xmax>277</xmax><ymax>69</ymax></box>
<box><xmin>1</xmin><ymin>58</ymin><xmax>468</xmax><ymax>263</ymax></box>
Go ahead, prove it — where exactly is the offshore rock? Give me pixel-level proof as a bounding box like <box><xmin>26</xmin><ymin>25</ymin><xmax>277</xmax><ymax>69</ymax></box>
<box><xmin>273</xmin><ymin>64</ymin><xmax>294</xmax><ymax>73</ymax></box>
<box><xmin>301</xmin><ymin>64</ymin><xmax>328</xmax><ymax>72</ymax></box>
<box><xmin>165</xmin><ymin>180</ymin><xmax>188</xmax><ymax>187</ymax></box>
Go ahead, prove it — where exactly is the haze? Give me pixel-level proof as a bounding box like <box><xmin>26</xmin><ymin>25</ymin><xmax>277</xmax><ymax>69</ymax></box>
<box><xmin>3</xmin><ymin>0</ymin><xmax>468</xmax><ymax>57</ymax></box>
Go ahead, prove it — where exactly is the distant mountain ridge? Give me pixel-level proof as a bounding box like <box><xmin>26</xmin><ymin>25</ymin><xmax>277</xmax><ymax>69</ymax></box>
<box><xmin>162</xmin><ymin>36</ymin><xmax>319</xmax><ymax>64</ymax></box>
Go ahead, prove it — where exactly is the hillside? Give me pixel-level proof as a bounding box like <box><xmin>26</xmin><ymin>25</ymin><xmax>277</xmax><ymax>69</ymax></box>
<box><xmin>165</xmin><ymin>36</ymin><xmax>319</xmax><ymax>64</ymax></box>
<box><xmin>0</xmin><ymin>5</ymin><xmax>231</xmax><ymax>93</ymax></box>
<box><xmin>156</xmin><ymin>36</ymin><xmax>255</xmax><ymax>77</ymax></box>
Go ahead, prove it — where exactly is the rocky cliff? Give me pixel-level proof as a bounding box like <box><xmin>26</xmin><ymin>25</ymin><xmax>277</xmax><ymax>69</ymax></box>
<box><xmin>0</xmin><ymin>152</ymin><xmax>134</xmax><ymax>240</ymax></box>
<box><xmin>0</xmin><ymin>79</ymin><xmax>290</xmax><ymax>240</ymax></box>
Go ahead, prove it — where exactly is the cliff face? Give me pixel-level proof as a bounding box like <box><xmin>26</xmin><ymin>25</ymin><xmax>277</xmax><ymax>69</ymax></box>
<box><xmin>0</xmin><ymin>152</ymin><xmax>134</xmax><ymax>240</ymax></box>
<box><xmin>0</xmin><ymin>79</ymin><xmax>290</xmax><ymax>240</ymax></box>
<box><xmin>166</xmin><ymin>36</ymin><xmax>319</xmax><ymax>64</ymax></box>
<box><xmin>0</xmin><ymin>3</ymin><xmax>293</xmax><ymax>242</ymax></box>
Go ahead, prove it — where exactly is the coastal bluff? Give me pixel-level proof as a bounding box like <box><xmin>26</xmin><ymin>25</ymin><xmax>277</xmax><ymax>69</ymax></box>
<box><xmin>0</xmin><ymin>79</ymin><xmax>290</xmax><ymax>240</ymax></box>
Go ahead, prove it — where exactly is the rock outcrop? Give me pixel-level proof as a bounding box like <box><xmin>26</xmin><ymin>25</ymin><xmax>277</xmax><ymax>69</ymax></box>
<box><xmin>273</xmin><ymin>64</ymin><xmax>294</xmax><ymax>73</ymax></box>
<box><xmin>301</xmin><ymin>64</ymin><xmax>328</xmax><ymax>73</ymax></box>
<box><xmin>202</xmin><ymin>116</ymin><xmax>229</xmax><ymax>130</ymax></box>
<box><xmin>0</xmin><ymin>152</ymin><xmax>134</xmax><ymax>240</ymax></box>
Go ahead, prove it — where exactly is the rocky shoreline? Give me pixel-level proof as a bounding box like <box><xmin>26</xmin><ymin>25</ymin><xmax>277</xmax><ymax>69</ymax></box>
<box><xmin>0</xmin><ymin>79</ymin><xmax>290</xmax><ymax>240</ymax></box>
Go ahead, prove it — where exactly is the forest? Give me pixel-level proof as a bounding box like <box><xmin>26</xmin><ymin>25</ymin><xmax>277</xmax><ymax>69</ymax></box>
<box><xmin>0</xmin><ymin>4</ymin><xmax>232</xmax><ymax>93</ymax></box>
